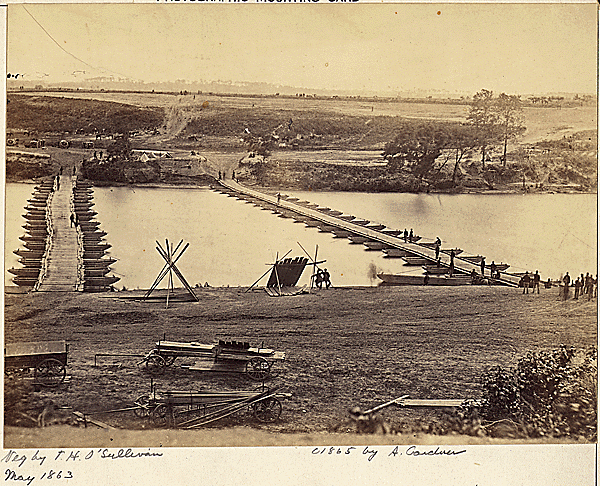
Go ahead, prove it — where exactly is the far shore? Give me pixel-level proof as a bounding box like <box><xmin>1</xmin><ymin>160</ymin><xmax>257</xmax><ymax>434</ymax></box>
<box><xmin>6</xmin><ymin>175</ymin><xmax>597</xmax><ymax>196</ymax></box>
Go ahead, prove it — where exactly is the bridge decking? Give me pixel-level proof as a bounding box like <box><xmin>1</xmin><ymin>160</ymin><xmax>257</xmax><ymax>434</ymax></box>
<box><xmin>37</xmin><ymin>176</ymin><xmax>81</xmax><ymax>292</ymax></box>
<box><xmin>218</xmin><ymin>180</ymin><xmax>520</xmax><ymax>287</ymax></box>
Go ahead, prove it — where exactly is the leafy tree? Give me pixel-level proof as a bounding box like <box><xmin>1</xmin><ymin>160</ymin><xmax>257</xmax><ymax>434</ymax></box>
<box><xmin>106</xmin><ymin>134</ymin><xmax>131</xmax><ymax>159</ymax></box>
<box><xmin>382</xmin><ymin>121</ymin><xmax>451</xmax><ymax>182</ymax></box>
<box><xmin>437</xmin><ymin>124</ymin><xmax>479</xmax><ymax>184</ymax></box>
<box><xmin>466</xmin><ymin>89</ymin><xmax>499</xmax><ymax>170</ymax></box>
<box><xmin>496</xmin><ymin>93</ymin><xmax>526</xmax><ymax>166</ymax></box>
<box><xmin>467</xmin><ymin>90</ymin><xmax>527</xmax><ymax>169</ymax></box>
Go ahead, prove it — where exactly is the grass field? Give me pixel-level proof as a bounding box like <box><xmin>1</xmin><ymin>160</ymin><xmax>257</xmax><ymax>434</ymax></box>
<box><xmin>4</xmin><ymin>285</ymin><xmax>596</xmax><ymax>446</ymax></box>
<box><xmin>11</xmin><ymin>91</ymin><xmax>597</xmax><ymax>145</ymax></box>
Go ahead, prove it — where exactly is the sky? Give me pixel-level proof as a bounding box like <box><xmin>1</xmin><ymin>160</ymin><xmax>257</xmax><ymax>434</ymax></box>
<box><xmin>7</xmin><ymin>3</ymin><xmax>598</xmax><ymax>95</ymax></box>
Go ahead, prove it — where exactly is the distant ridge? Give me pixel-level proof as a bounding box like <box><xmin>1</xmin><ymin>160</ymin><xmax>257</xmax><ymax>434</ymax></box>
<box><xmin>8</xmin><ymin>78</ymin><xmax>597</xmax><ymax>101</ymax></box>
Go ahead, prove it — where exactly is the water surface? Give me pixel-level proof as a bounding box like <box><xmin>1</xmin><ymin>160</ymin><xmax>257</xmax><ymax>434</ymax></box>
<box><xmin>5</xmin><ymin>184</ymin><xmax>597</xmax><ymax>288</ymax></box>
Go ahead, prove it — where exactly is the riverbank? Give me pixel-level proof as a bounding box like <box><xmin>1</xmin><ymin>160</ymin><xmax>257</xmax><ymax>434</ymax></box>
<box><xmin>4</xmin><ymin>285</ymin><xmax>596</xmax><ymax>447</ymax></box>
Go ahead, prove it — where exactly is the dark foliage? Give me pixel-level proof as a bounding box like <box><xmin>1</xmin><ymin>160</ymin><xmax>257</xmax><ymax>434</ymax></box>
<box><xmin>184</xmin><ymin>108</ymin><xmax>416</xmax><ymax>149</ymax></box>
<box><xmin>7</xmin><ymin>95</ymin><xmax>164</xmax><ymax>134</ymax></box>
<box><xmin>382</xmin><ymin>121</ymin><xmax>452</xmax><ymax>178</ymax></box>
<box><xmin>6</xmin><ymin>155</ymin><xmax>54</xmax><ymax>181</ymax></box>
<box><xmin>474</xmin><ymin>346</ymin><xmax>597</xmax><ymax>440</ymax></box>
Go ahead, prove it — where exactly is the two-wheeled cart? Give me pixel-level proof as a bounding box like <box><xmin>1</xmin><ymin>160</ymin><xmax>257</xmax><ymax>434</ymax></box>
<box><xmin>133</xmin><ymin>385</ymin><xmax>289</xmax><ymax>428</ymax></box>
<box><xmin>142</xmin><ymin>339</ymin><xmax>285</xmax><ymax>381</ymax></box>
<box><xmin>4</xmin><ymin>340</ymin><xmax>69</xmax><ymax>388</ymax></box>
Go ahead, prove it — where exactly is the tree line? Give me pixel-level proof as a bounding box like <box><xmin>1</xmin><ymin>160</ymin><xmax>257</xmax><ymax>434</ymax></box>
<box><xmin>382</xmin><ymin>89</ymin><xmax>526</xmax><ymax>185</ymax></box>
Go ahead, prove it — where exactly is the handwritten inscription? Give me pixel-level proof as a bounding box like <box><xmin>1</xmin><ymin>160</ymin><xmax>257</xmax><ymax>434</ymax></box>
<box><xmin>405</xmin><ymin>446</ymin><xmax>467</xmax><ymax>457</ymax></box>
<box><xmin>5</xmin><ymin>469</ymin><xmax>74</xmax><ymax>485</ymax></box>
<box><xmin>2</xmin><ymin>448</ymin><xmax>164</xmax><ymax>484</ymax></box>
<box><xmin>98</xmin><ymin>449</ymin><xmax>164</xmax><ymax>460</ymax></box>
<box><xmin>311</xmin><ymin>445</ymin><xmax>467</xmax><ymax>461</ymax></box>
<box><xmin>5</xmin><ymin>469</ymin><xmax>35</xmax><ymax>486</ymax></box>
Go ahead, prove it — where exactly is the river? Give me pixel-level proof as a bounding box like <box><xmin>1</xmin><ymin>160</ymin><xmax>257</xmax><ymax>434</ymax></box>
<box><xmin>5</xmin><ymin>183</ymin><xmax>597</xmax><ymax>288</ymax></box>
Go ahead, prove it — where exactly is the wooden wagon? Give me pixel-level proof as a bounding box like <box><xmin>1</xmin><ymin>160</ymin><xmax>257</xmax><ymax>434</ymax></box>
<box><xmin>4</xmin><ymin>341</ymin><xmax>69</xmax><ymax>387</ymax></box>
<box><xmin>133</xmin><ymin>386</ymin><xmax>288</xmax><ymax>428</ymax></box>
<box><xmin>142</xmin><ymin>339</ymin><xmax>286</xmax><ymax>381</ymax></box>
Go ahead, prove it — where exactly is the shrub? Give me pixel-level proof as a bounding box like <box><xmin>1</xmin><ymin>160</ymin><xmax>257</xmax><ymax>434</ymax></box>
<box><xmin>475</xmin><ymin>346</ymin><xmax>597</xmax><ymax>440</ymax></box>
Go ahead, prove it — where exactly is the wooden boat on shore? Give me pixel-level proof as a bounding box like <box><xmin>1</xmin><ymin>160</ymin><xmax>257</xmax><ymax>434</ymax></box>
<box><xmin>377</xmin><ymin>273</ymin><xmax>472</xmax><ymax>286</ymax></box>
<box><xmin>402</xmin><ymin>256</ymin><xmax>431</xmax><ymax>266</ymax></box>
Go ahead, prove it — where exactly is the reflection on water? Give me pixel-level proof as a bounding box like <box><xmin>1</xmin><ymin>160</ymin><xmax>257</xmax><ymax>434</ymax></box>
<box><xmin>5</xmin><ymin>183</ymin><xmax>597</xmax><ymax>288</ymax></box>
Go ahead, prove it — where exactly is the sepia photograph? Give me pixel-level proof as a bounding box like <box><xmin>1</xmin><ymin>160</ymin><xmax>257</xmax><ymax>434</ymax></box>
<box><xmin>3</xmin><ymin>2</ymin><xmax>597</xmax><ymax>484</ymax></box>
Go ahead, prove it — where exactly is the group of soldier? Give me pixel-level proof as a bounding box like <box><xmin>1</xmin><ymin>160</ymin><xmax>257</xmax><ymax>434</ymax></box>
<box><xmin>314</xmin><ymin>268</ymin><xmax>332</xmax><ymax>289</ymax></box>
<box><xmin>560</xmin><ymin>272</ymin><xmax>597</xmax><ymax>301</ymax></box>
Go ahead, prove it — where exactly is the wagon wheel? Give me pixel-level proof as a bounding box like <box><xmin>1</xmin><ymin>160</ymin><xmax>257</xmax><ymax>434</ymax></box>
<box><xmin>145</xmin><ymin>355</ymin><xmax>166</xmax><ymax>375</ymax></box>
<box><xmin>163</xmin><ymin>356</ymin><xmax>176</xmax><ymax>367</ymax></box>
<box><xmin>134</xmin><ymin>395</ymin><xmax>151</xmax><ymax>418</ymax></box>
<box><xmin>152</xmin><ymin>404</ymin><xmax>169</xmax><ymax>427</ymax></box>
<box><xmin>253</xmin><ymin>397</ymin><xmax>282</xmax><ymax>423</ymax></box>
<box><xmin>267</xmin><ymin>361</ymin><xmax>283</xmax><ymax>378</ymax></box>
<box><xmin>34</xmin><ymin>358</ymin><xmax>66</xmax><ymax>387</ymax></box>
<box><xmin>245</xmin><ymin>357</ymin><xmax>271</xmax><ymax>381</ymax></box>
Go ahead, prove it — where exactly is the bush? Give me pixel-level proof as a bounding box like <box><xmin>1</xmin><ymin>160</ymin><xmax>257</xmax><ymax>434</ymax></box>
<box><xmin>475</xmin><ymin>346</ymin><xmax>597</xmax><ymax>440</ymax></box>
